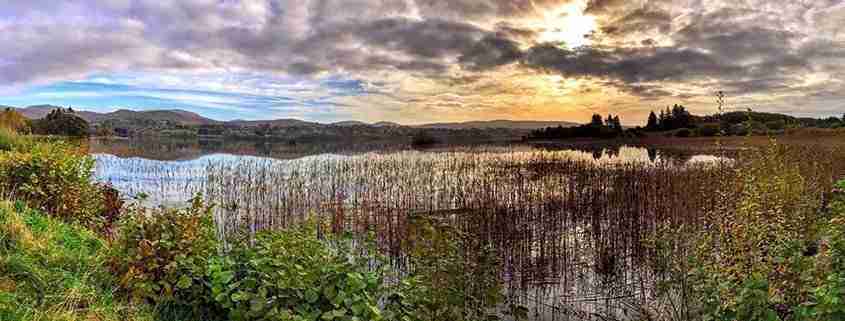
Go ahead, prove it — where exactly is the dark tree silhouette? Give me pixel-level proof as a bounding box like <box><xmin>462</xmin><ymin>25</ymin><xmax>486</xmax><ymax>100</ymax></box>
<box><xmin>590</xmin><ymin>114</ymin><xmax>604</xmax><ymax>127</ymax></box>
<box><xmin>646</xmin><ymin>111</ymin><xmax>658</xmax><ymax>131</ymax></box>
<box><xmin>529</xmin><ymin>113</ymin><xmax>625</xmax><ymax>139</ymax></box>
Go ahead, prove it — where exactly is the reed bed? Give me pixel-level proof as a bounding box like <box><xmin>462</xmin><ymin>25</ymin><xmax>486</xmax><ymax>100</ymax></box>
<box><xmin>93</xmin><ymin>142</ymin><xmax>845</xmax><ymax>320</ymax></box>
<box><xmin>201</xmin><ymin>147</ymin><xmax>727</xmax><ymax>319</ymax></box>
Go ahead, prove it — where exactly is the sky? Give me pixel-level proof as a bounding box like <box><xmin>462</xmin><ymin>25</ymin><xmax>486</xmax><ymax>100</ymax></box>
<box><xmin>0</xmin><ymin>0</ymin><xmax>843</xmax><ymax>124</ymax></box>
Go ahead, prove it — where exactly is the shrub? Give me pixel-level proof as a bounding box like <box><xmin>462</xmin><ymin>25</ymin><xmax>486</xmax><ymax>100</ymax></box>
<box><xmin>0</xmin><ymin>128</ymin><xmax>36</xmax><ymax>152</ymax></box>
<box><xmin>109</xmin><ymin>195</ymin><xmax>217</xmax><ymax>309</ymax></box>
<box><xmin>648</xmin><ymin>144</ymin><xmax>845</xmax><ymax>320</ymax></box>
<box><xmin>208</xmin><ymin>222</ymin><xmax>386</xmax><ymax>321</ymax></box>
<box><xmin>0</xmin><ymin>108</ymin><xmax>28</xmax><ymax>132</ymax></box>
<box><xmin>0</xmin><ymin>128</ymin><xmax>21</xmax><ymax>152</ymax></box>
<box><xmin>0</xmin><ymin>141</ymin><xmax>113</xmax><ymax>231</ymax></box>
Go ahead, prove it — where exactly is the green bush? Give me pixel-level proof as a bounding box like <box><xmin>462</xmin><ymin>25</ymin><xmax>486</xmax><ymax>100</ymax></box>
<box><xmin>650</xmin><ymin>142</ymin><xmax>845</xmax><ymax>320</ymax></box>
<box><xmin>109</xmin><ymin>195</ymin><xmax>217</xmax><ymax>309</ymax></box>
<box><xmin>208</xmin><ymin>223</ymin><xmax>386</xmax><ymax>321</ymax></box>
<box><xmin>0</xmin><ymin>128</ymin><xmax>22</xmax><ymax>151</ymax></box>
<box><xmin>0</xmin><ymin>141</ymin><xmax>115</xmax><ymax>232</ymax></box>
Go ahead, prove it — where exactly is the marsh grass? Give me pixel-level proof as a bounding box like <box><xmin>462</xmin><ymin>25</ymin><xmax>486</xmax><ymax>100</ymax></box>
<box><xmin>89</xmin><ymin>140</ymin><xmax>845</xmax><ymax>320</ymax></box>
<box><xmin>199</xmin><ymin>148</ymin><xmax>731</xmax><ymax>318</ymax></box>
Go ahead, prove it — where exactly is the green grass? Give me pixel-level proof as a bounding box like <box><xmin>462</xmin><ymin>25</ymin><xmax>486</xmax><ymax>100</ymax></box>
<box><xmin>0</xmin><ymin>200</ymin><xmax>154</xmax><ymax>321</ymax></box>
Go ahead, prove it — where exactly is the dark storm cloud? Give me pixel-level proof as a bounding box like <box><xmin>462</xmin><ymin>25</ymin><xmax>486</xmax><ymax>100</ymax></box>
<box><xmin>1</xmin><ymin>0</ymin><xmax>844</xmax><ymax>115</ymax></box>
<box><xmin>521</xmin><ymin>44</ymin><xmax>741</xmax><ymax>84</ymax></box>
<box><xmin>459</xmin><ymin>36</ymin><xmax>524</xmax><ymax>71</ymax></box>
<box><xmin>283</xmin><ymin>17</ymin><xmax>515</xmax><ymax>75</ymax></box>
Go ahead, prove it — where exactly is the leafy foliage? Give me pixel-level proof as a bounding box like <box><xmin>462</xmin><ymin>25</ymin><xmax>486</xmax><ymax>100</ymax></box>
<box><xmin>208</xmin><ymin>223</ymin><xmax>386</xmax><ymax>321</ymax></box>
<box><xmin>108</xmin><ymin>195</ymin><xmax>217</xmax><ymax>309</ymax></box>
<box><xmin>0</xmin><ymin>108</ymin><xmax>29</xmax><ymax>133</ymax></box>
<box><xmin>648</xmin><ymin>139</ymin><xmax>845</xmax><ymax>321</ymax></box>
<box><xmin>0</xmin><ymin>141</ymin><xmax>118</xmax><ymax>232</ymax></box>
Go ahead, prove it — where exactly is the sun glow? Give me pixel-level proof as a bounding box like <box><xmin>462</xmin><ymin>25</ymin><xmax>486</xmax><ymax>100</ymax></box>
<box><xmin>536</xmin><ymin>1</ymin><xmax>597</xmax><ymax>48</ymax></box>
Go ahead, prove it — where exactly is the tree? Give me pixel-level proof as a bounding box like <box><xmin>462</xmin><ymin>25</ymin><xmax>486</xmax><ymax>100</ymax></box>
<box><xmin>590</xmin><ymin>114</ymin><xmax>604</xmax><ymax>127</ymax></box>
<box><xmin>671</xmin><ymin>104</ymin><xmax>691</xmax><ymax>129</ymax></box>
<box><xmin>0</xmin><ymin>108</ymin><xmax>29</xmax><ymax>132</ymax></box>
<box><xmin>646</xmin><ymin>111</ymin><xmax>658</xmax><ymax>131</ymax></box>
<box><xmin>32</xmin><ymin>108</ymin><xmax>89</xmax><ymax>137</ymax></box>
<box><xmin>608</xmin><ymin>115</ymin><xmax>622</xmax><ymax>132</ymax></box>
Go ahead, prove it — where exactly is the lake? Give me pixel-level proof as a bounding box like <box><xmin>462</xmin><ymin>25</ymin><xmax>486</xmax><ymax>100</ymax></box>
<box><xmin>91</xmin><ymin>137</ymin><xmax>729</xmax><ymax>320</ymax></box>
<box><xmin>92</xmin><ymin>138</ymin><xmax>724</xmax><ymax>206</ymax></box>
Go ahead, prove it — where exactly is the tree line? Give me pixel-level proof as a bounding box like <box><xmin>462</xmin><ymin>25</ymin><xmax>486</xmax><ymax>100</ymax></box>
<box><xmin>1</xmin><ymin>107</ymin><xmax>90</xmax><ymax>137</ymax></box>
<box><xmin>529</xmin><ymin>113</ymin><xmax>627</xmax><ymax>139</ymax></box>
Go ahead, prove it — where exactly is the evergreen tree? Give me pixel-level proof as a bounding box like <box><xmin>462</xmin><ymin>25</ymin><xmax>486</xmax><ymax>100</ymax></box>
<box><xmin>671</xmin><ymin>104</ymin><xmax>691</xmax><ymax>129</ymax></box>
<box><xmin>590</xmin><ymin>114</ymin><xmax>604</xmax><ymax>127</ymax></box>
<box><xmin>646</xmin><ymin>111</ymin><xmax>658</xmax><ymax>131</ymax></box>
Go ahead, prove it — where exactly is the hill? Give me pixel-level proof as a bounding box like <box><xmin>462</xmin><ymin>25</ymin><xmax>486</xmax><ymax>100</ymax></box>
<box><xmin>15</xmin><ymin>105</ymin><xmax>217</xmax><ymax>126</ymax></box>
<box><xmin>416</xmin><ymin>120</ymin><xmax>580</xmax><ymax>130</ymax></box>
<box><xmin>16</xmin><ymin>105</ymin><xmax>102</xmax><ymax>121</ymax></box>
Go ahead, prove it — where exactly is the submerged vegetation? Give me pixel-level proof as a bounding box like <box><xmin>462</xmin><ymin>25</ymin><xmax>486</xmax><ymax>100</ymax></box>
<box><xmin>1</xmin><ymin>110</ymin><xmax>845</xmax><ymax>320</ymax></box>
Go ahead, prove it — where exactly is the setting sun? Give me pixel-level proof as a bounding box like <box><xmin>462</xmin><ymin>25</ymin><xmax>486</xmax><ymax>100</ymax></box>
<box><xmin>536</xmin><ymin>1</ymin><xmax>598</xmax><ymax>48</ymax></box>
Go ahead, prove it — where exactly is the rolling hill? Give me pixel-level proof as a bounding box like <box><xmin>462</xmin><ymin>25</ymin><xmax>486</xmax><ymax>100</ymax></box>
<box><xmin>14</xmin><ymin>105</ymin><xmax>217</xmax><ymax>126</ymax></box>
<box><xmin>12</xmin><ymin>105</ymin><xmax>582</xmax><ymax>130</ymax></box>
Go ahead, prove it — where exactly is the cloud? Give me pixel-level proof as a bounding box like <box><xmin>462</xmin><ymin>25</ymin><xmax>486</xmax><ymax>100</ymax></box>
<box><xmin>0</xmin><ymin>0</ymin><xmax>844</xmax><ymax>123</ymax></box>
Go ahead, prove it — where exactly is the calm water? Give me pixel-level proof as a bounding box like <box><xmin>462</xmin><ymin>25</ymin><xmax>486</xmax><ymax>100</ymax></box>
<box><xmin>92</xmin><ymin>138</ymin><xmax>722</xmax><ymax>206</ymax></box>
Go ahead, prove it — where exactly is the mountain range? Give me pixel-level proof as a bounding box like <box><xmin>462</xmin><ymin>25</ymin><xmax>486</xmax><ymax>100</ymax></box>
<box><xmin>9</xmin><ymin>105</ymin><xmax>579</xmax><ymax>130</ymax></box>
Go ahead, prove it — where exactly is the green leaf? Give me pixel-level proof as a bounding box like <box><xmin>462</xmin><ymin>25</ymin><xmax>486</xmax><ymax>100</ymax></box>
<box><xmin>176</xmin><ymin>275</ymin><xmax>192</xmax><ymax>289</ymax></box>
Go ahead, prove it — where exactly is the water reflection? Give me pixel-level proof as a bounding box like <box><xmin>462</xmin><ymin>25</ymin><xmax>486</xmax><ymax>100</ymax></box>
<box><xmin>93</xmin><ymin>139</ymin><xmax>725</xmax><ymax>207</ymax></box>
<box><xmin>89</xmin><ymin>137</ymin><xmax>409</xmax><ymax>161</ymax></box>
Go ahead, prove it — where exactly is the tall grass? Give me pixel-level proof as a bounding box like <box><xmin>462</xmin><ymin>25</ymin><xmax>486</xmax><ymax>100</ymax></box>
<box><xmin>199</xmin><ymin>148</ymin><xmax>728</xmax><ymax>318</ymax></box>
<box><xmin>0</xmin><ymin>201</ymin><xmax>152</xmax><ymax>321</ymax></box>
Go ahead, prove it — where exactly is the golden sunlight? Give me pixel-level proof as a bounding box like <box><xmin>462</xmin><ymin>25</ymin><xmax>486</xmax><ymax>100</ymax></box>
<box><xmin>536</xmin><ymin>0</ymin><xmax>597</xmax><ymax>48</ymax></box>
